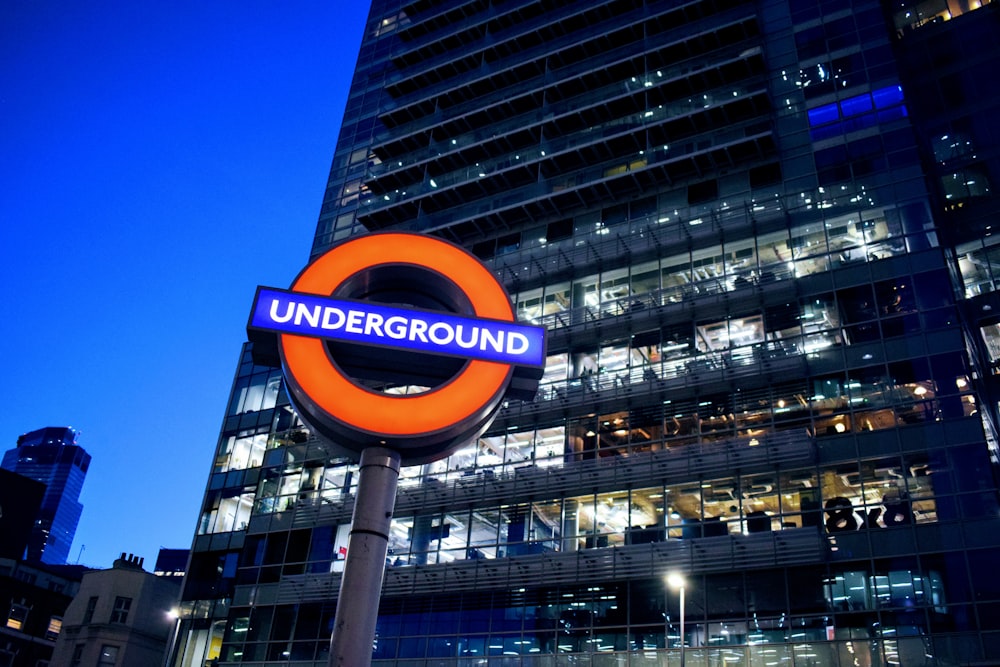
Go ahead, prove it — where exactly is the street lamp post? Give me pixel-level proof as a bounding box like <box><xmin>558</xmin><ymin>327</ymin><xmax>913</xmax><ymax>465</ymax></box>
<box><xmin>667</xmin><ymin>572</ymin><xmax>686</xmax><ymax>667</ymax></box>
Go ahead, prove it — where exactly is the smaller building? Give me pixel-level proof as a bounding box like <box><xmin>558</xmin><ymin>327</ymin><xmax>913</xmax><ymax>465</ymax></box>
<box><xmin>0</xmin><ymin>557</ymin><xmax>85</xmax><ymax>666</ymax></box>
<box><xmin>0</xmin><ymin>469</ymin><xmax>45</xmax><ymax>560</ymax></box>
<box><xmin>51</xmin><ymin>553</ymin><xmax>180</xmax><ymax>667</ymax></box>
<box><xmin>152</xmin><ymin>549</ymin><xmax>188</xmax><ymax>580</ymax></box>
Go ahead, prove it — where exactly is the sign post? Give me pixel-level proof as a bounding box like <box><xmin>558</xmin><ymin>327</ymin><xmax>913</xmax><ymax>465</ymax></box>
<box><xmin>248</xmin><ymin>232</ymin><xmax>544</xmax><ymax>667</ymax></box>
<box><xmin>328</xmin><ymin>447</ymin><xmax>400</xmax><ymax>666</ymax></box>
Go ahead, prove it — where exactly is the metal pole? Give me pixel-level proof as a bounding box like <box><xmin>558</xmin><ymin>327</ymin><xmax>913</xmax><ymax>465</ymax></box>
<box><xmin>162</xmin><ymin>615</ymin><xmax>181</xmax><ymax>667</ymax></box>
<box><xmin>328</xmin><ymin>446</ymin><xmax>401</xmax><ymax>667</ymax></box>
<box><xmin>679</xmin><ymin>583</ymin><xmax>686</xmax><ymax>667</ymax></box>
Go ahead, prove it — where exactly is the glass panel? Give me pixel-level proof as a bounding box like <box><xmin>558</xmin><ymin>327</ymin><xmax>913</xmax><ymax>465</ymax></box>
<box><xmin>628</xmin><ymin>487</ymin><xmax>666</xmax><ymax>544</ymax></box>
<box><xmin>595</xmin><ymin>491</ymin><xmax>629</xmax><ymax>546</ymax></box>
<box><xmin>515</xmin><ymin>286</ymin><xmax>544</xmax><ymax>323</ymax></box>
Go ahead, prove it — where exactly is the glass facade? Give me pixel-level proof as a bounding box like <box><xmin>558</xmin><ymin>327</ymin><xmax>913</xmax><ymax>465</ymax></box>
<box><xmin>170</xmin><ymin>1</ymin><xmax>1000</xmax><ymax>665</ymax></box>
<box><xmin>1</xmin><ymin>426</ymin><xmax>90</xmax><ymax>564</ymax></box>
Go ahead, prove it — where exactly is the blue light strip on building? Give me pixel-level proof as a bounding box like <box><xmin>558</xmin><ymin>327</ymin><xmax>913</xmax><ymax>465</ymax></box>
<box><xmin>807</xmin><ymin>85</ymin><xmax>907</xmax><ymax>141</ymax></box>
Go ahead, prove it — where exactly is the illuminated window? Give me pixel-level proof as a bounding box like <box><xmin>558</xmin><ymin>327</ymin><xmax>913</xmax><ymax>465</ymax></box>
<box><xmin>979</xmin><ymin>321</ymin><xmax>1000</xmax><ymax>374</ymax></box>
<box><xmin>97</xmin><ymin>645</ymin><xmax>119</xmax><ymax>667</ymax></box>
<box><xmin>942</xmin><ymin>166</ymin><xmax>991</xmax><ymax>203</ymax></box>
<box><xmin>808</xmin><ymin>86</ymin><xmax>908</xmax><ymax>140</ymax></box>
<box><xmin>5</xmin><ymin>603</ymin><xmax>28</xmax><ymax>631</ymax></box>
<box><xmin>807</xmin><ymin>102</ymin><xmax>839</xmax><ymax>127</ymax></box>
<box><xmin>46</xmin><ymin>616</ymin><xmax>62</xmax><ymax>640</ymax></box>
<box><xmin>696</xmin><ymin>315</ymin><xmax>764</xmax><ymax>352</ymax></box>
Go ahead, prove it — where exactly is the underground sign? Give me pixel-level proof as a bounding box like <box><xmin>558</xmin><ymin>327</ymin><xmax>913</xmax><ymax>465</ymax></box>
<box><xmin>248</xmin><ymin>232</ymin><xmax>545</xmax><ymax>464</ymax></box>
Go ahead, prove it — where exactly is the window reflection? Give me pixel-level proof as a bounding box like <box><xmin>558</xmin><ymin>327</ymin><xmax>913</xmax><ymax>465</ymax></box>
<box><xmin>215</xmin><ymin>432</ymin><xmax>267</xmax><ymax>473</ymax></box>
<box><xmin>513</xmin><ymin>208</ymin><xmax>908</xmax><ymax>335</ymax></box>
<box><xmin>891</xmin><ymin>0</ymin><xmax>993</xmax><ymax>34</ymax></box>
<box><xmin>228</xmin><ymin>370</ymin><xmax>282</xmax><ymax>416</ymax></box>
<box><xmin>200</xmin><ymin>486</ymin><xmax>255</xmax><ymax>534</ymax></box>
<box><xmin>368</xmin><ymin>447</ymin><xmax>949</xmax><ymax>563</ymax></box>
<box><xmin>523</xmin><ymin>266</ymin><xmax>958</xmax><ymax>407</ymax></box>
<box><xmin>826</xmin><ymin>569</ymin><xmax>945</xmax><ymax>612</ymax></box>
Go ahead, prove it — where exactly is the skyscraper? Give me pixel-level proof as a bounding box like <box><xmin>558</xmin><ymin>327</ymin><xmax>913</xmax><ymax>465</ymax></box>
<box><xmin>2</xmin><ymin>427</ymin><xmax>90</xmax><ymax>565</ymax></box>
<box><xmin>170</xmin><ymin>1</ymin><xmax>1000</xmax><ymax>665</ymax></box>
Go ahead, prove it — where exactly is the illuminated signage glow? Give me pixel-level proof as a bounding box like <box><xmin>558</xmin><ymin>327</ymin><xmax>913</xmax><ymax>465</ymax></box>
<box><xmin>247</xmin><ymin>232</ymin><xmax>545</xmax><ymax>464</ymax></box>
<box><xmin>250</xmin><ymin>288</ymin><xmax>545</xmax><ymax>367</ymax></box>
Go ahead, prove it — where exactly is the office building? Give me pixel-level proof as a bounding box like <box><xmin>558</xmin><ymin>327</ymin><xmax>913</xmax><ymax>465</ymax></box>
<box><xmin>2</xmin><ymin>427</ymin><xmax>90</xmax><ymax>565</ymax></box>
<box><xmin>170</xmin><ymin>1</ymin><xmax>1000</xmax><ymax>665</ymax></box>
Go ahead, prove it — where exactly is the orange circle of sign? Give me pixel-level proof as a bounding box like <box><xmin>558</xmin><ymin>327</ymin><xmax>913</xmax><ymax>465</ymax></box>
<box><xmin>279</xmin><ymin>233</ymin><xmax>514</xmax><ymax>440</ymax></box>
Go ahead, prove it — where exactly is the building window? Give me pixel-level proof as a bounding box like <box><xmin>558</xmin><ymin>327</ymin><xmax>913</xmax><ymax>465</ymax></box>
<box><xmin>5</xmin><ymin>603</ymin><xmax>28</xmax><ymax>631</ymax></box>
<box><xmin>82</xmin><ymin>596</ymin><xmax>98</xmax><ymax>624</ymax></box>
<box><xmin>97</xmin><ymin>645</ymin><xmax>119</xmax><ymax>666</ymax></box>
<box><xmin>14</xmin><ymin>570</ymin><xmax>37</xmax><ymax>585</ymax></box>
<box><xmin>942</xmin><ymin>166</ymin><xmax>991</xmax><ymax>204</ymax></box>
<box><xmin>69</xmin><ymin>645</ymin><xmax>84</xmax><ymax>667</ymax></box>
<box><xmin>45</xmin><ymin>616</ymin><xmax>62</xmax><ymax>640</ymax></box>
<box><xmin>110</xmin><ymin>597</ymin><xmax>131</xmax><ymax>624</ymax></box>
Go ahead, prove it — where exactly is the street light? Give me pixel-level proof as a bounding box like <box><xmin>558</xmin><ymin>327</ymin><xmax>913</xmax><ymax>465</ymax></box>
<box><xmin>666</xmin><ymin>572</ymin><xmax>686</xmax><ymax>667</ymax></box>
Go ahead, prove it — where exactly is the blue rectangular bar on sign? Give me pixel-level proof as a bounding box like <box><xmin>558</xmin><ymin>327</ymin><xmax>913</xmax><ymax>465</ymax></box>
<box><xmin>250</xmin><ymin>288</ymin><xmax>547</xmax><ymax>368</ymax></box>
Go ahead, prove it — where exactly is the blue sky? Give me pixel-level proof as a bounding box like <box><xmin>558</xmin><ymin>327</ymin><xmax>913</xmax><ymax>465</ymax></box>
<box><xmin>0</xmin><ymin>2</ymin><xmax>369</xmax><ymax>568</ymax></box>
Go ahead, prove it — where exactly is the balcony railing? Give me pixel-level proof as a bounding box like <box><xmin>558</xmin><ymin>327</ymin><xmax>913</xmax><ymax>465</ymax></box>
<box><xmin>248</xmin><ymin>430</ymin><xmax>815</xmax><ymax>532</ymax></box>
<box><xmin>272</xmin><ymin>527</ymin><xmax>824</xmax><ymax>604</ymax></box>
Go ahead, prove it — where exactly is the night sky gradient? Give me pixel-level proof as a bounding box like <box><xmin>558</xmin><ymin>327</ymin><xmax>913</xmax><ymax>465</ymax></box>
<box><xmin>1</xmin><ymin>1</ymin><xmax>370</xmax><ymax>568</ymax></box>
